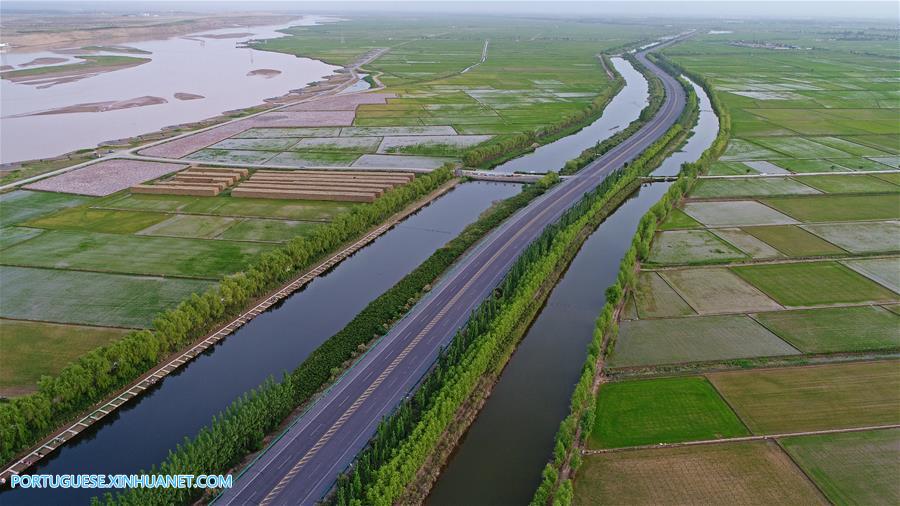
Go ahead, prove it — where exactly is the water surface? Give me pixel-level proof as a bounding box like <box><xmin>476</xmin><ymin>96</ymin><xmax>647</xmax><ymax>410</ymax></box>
<box><xmin>427</xmin><ymin>82</ymin><xmax>718</xmax><ymax>505</ymax></box>
<box><xmin>1</xmin><ymin>181</ymin><xmax>521</xmax><ymax>505</ymax></box>
<box><xmin>493</xmin><ymin>58</ymin><xmax>648</xmax><ymax>173</ymax></box>
<box><xmin>0</xmin><ymin>17</ymin><xmax>339</xmax><ymax>164</ymax></box>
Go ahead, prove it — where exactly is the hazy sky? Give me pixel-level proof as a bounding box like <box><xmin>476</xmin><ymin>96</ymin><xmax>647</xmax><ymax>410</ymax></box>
<box><xmin>3</xmin><ymin>1</ymin><xmax>899</xmax><ymax>20</ymax></box>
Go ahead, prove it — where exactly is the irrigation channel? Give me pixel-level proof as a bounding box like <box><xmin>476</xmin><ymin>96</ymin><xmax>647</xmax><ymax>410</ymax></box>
<box><xmin>493</xmin><ymin>57</ymin><xmax>648</xmax><ymax>174</ymax></box>
<box><xmin>4</xmin><ymin>54</ymin><xmax>658</xmax><ymax>505</ymax></box>
<box><xmin>427</xmin><ymin>77</ymin><xmax>717</xmax><ymax>505</ymax></box>
<box><xmin>1</xmin><ymin>182</ymin><xmax>520</xmax><ymax>505</ymax></box>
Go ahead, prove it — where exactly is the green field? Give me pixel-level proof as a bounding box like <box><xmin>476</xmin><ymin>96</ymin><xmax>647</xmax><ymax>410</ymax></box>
<box><xmin>842</xmin><ymin>257</ymin><xmax>900</xmax><ymax>293</ymax></box>
<box><xmin>762</xmin><ymin>194</ymin><xmax>900</xmax><ymax>222</ymax></box>
<box><xmin>632</xmin><ymin>271</ymin><xmax>695</xmax><ymax>318</ymax></box>
<box><xmin>732</xmin><ymin>261</ymin><xmax>898</xmax><ymax>306</ymax></box>
<box><xmin>0</xmin><ymin>229</ymin><xmax>273</xmax><ymax>279</ymax></box>
<box><xmin>25</xmin><ymin>207</ymin><xmax>168</xmax><ymax>234</ymax></box>
<box><xmin>781</xmin><ymin>429</ymin><xmax>900</xmax><ymax>506</ymax></box>
<box><xmin>682</xmin><ymin>201</ymin><xmax>798</xmax><ymax>227</ymax></box>
<box><xmin>741</xmin><ymin>225</ymin><xmax>847</xmax><ymax>257</ymax></box>
<box><xmin>137</xmin><ymin>214</ymin><xmax>239</xmax><ymax>239</ymax></box>
<box><xmin>647</xmin><ymin>230</ymin><xmax>746</xmax><ymax>265</ymax></box>
<box><xmin>658</xmin><ymin>208</ymin><xmax>702</xmax><ymax>230</ymax></box>
<box><xmin>0</xmin><ymin>266</ymin><xmax>214</xmax><ymax>328</ymax></box>
<box><xmin>590</xmin><ymin>377</ymin><xmax>749</xmax><ymax>448</ymax></box>
<box><xmin>707</xmin><ymin>361</ymin><xmax>900</xmax><ymax>433</ymax></box>
<box><xmin>217</xmin><ymin>218</ymin><xmax>322</xmax><ymax>243</ymax></box>
<box><xmin>573</xmin><ymin>441</ymin><xmax>825</xmax><ymax>506</ymax></box>
<box><xmin>798</xmin><ymin>174</ymin><xmax>900</xmax><ymax>194</ymax></box>
<box><xmin>660</xmin><ymin>268</ymin><xmax>781</xmax><ymax>314</ymax></box>
<box><xmin>97</xmin><ymin>193</ymin><xmax>355</xmax><ymax>221</ymax></box>
<box><xmin>753</xmin><ymin>306</ymin><xmax>900</xmax><ymax>353</ymax></box>
<box><xmin>0</xmin><ymin>227</ymin><xmax>43</xmax><ymax>250</ymax></box>
<box><xmin>0</xmin><ymin>319</ymin><xmax>129</xmax><ymax>395</ymax></box>
<box><xmin>710</xmin><ymin>228</ymin><xmax>783</xmax><ymax>259</ymax></box>
<box><xmin>802</xmin><ymin>221</ymin><xmax>900</xmax><ymax>254</ymax></box>
<box><xmin>690</xmin><ymin>178</ymin><xmax>820</xmax><ymax>198</ymax></box>
<box><xmin>610</xmin><ymin>314</ymin><xmax>798</xmax><ymax>367</ymax></box>
<box><xmin>0</xmin><ymin>190</ymin><xmax>93</xmax><ymax>226</ymax></box>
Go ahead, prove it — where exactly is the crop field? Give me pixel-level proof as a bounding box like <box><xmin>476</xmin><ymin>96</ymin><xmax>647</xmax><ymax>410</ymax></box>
<box><xmin>24</xmin><ymin>207</ymin><xmax>169</xmax><ymax>234</ymax></box>
<box><xmin>774</xmin><ymin>159</ymin><xmax>854</xmax><ymax>173</ymax></box>
<box><xmin>731</xmin><ymin>261</ymin><xmax>898</xmax><ymax>307</ymax></box>
<box><xmin>0</xmin><ymin>266</ymin><xmax>214</xmax><ymax>328</ymax></box>
<box><xmin>690</xmin><ymin>177</ymin><xmax>820</xmax><ymax>198</ymax></box>
<box><xmin>0</xmin><ymin>226</ymin><xmax>43</xmax><ymax>250</ymax></box>
<box><xmin>709</xmin><ymin>228</ymin><xmax>783</xmax><ymax>259</ymax></box>
<box><xmin>589</xmin><ymin>376</ymin><xmax>749</xmax><ymax>448</ymax></box>
<box><xmin>0</xmin><ymin>320</ymin><xmax>129</xmax><ymax>395</ymax></box>
<box><xmin>1</xmin><ymin>229</ymin><xmax>273</xmax><ymax>279</ymax></box>
<box><xmin>682</xmin><ymin>201</ymin><xmax>798</xmax><ymax>227</ymax></box>
<box><xmin>657</xmin><ymin>208</ymin><xmax>701</xmax><ymax>230</ymax></box>
<box><xmin>753</xmin><ymin>306</ymin><xmax>900</xmax><ymax>353</ymax></box>
<box><xmin>610</xmin><ymin>314</ymin><xmax>798</xmax><ymax>367</ymax></box>
<box><xmin>632</xmin><ymin>271</ymin><xmax>695</xmax><ymax>318</ymax></box>
<box><xmin>578</xmin><ymin>22</ymin><xmax>900</xmax><ymax>506</ymax></box>
<box><xmin>781</xmin><ymin>429</ymin><xmax>900</xmax><ymax>506</ymax></box>
<box><xmin>0</xmin><ymin>190</ymin><xmax>93</xmax><ymax>226</ymax></box>
<box><xmin>842</xmin><ymin>257</ymin><xmax>900</xmax><ymax>293</ymax></box>
<box><xmin>800</xmin><ymin>221</ymin><xmax>900</xmax><ymax>254</ymax></box>
<box><xmin>763</xmin><ymin>194</ymin><xmax>900</xmax><ymax>223</ymax></box>
<box><xmin>573</xmin><ymin>442</ymin><xmax>825</xmax><ymax>506</ymax></box>
<box><xmin>647</xmin><ymin>230</ymin><xmax>747</xmax><ymax>265</ymax></box>
<box><xmin>741</xmin><ymin>225</ymin><xmax>847</xmax><ymax>257</ymax></box>
<box><xmin>798</xmin><ymin>174</ymin><xmax>900</xmax><ymax>194</ymax></box>
<box><xmin>707</xmin><ymin>361</ymin><xmax>900</xmax><ymax>433</ymax></box>
<box><xmin>98</xmin><ymin>193</ymin><xmax>355</xmax><ymax>221</ymax></box>
<box><xmin>659</xmin><ymin>268</ymin><xmax>782</xmax><ymax>314</ymax></box>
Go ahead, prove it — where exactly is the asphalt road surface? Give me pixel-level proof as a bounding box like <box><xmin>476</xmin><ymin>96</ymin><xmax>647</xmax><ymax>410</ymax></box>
<box><xmin>217</xmin><ymin>45</ymin><xmax>687</xmax><ymax>505</ymax></box>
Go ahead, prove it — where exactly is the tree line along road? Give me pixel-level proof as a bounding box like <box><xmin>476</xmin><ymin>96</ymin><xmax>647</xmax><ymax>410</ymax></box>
<box><xmin>216</xmin><ymin>42</ymin><xmax>688</xmax><ymax>505</ymax></box>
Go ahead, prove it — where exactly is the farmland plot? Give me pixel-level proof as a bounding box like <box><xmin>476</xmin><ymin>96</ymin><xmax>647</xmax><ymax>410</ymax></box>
<box><xmin>573</xmin><ymin>442</ymin><xmax>825</xmax><ymax>506</ymax></box>
<box><xmin>610</xmin><ymin>314</ymin><xmax>798</xmax><ymax>367</ymax></box>
<box><xmin>589</xmin><ymin>377</ymin><xmax>749</xmax><ymax>448</ymax></box>
<box><xmin>781</xmin><ymin>429</ymin><xmax>900</xmax><ymax>506</ymax></box>
<box><xmin>707</xmin><ymin>361</ymin><xmax>900</xmax><ymax>433</ymax></box>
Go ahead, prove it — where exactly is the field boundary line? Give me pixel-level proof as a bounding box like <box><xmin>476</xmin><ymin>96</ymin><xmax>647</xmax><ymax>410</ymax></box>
<box><xmin>771</xmin><ymin>437</ymin><xmax>833</xmax><ymax>503</ymax></box>
<box><xmin>0</xmin><ymin>179</ymin><xmax>458</xmax><ymax>484</ymax></box>
<box><xmin>699</xmin><ymin>169</ymin><xmax>900</xmax><ymax>179</ymax></box>
<box><xmin>582</xmin><ymin>423</ymin><xmax>900</xmax><ymax>455</ymax></box>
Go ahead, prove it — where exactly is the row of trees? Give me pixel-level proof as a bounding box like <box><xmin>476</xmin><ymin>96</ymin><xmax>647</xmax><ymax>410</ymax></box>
<box><xmin>531</xmin><ymin>52</ymin><xmax>733</xmax><ymax>506</ymax></box>
<box><xmin>462</xmin><ymin>56</ymin><xmax>625</xmax><ymax>168</ymax></box>
<box><xmin>94</xmin><ymin>172</ymin><xmax>559</xmax><ymax>505</ymax></box>
<box><xmin>330</xmin><ymin>81</ymin><xmax>703</xmax><ymax>504</ymax></box>
<box><xmin>0</xmin><ymin>167</ymin><xmax>455</xmax><ymax>466</ymax></box>
<box><xmin>558</xmin><ymin>54</ymin><xmax>666</xmax><ymax>175</ymax></box>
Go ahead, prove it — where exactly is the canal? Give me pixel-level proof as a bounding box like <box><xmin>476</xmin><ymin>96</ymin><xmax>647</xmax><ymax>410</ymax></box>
<box><xmin>427</xmin><ymin>78</ymin><xmax>718</xmax><ymax>505</ymax></box>
<box><xmin>492</xmin><ymin>57</ymin><xmax>648</xmax><ymax>174</ymax></box>
<box><xmin>1</xmin><ymin>181</ymin><xmax>520</xmax><ymax>505</ymax></box>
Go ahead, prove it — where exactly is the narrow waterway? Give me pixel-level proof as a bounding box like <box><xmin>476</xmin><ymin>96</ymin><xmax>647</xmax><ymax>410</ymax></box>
<box><xmin>492</xmin><ymin>57</ymin><xmax>648</xmax><ymax>174</ymax></box>
<box><xmin>1</xmin><ymin>181</ymin><xmax>520</xmax><ymax>505</ymax></box>
<box><xmin>427</xmin><ymin>81</ymin><xmax>717</xmax><ymax>505</ymax></box>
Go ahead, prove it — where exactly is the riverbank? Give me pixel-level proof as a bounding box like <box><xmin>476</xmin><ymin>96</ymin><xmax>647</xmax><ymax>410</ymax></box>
<box><xmin>0</xmin><ymin>171</ymin><xmax>457</xmax><ymax>488</ymax></box>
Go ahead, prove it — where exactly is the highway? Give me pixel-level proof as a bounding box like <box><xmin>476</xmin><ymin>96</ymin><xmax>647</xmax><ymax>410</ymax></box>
<box><xmin>216</xmin><ymin>45</ymin><xmax>686</xmax><ymax>505</ymax></box>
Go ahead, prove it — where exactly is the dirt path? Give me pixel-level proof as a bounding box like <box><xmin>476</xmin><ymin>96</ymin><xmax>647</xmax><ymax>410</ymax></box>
<box><xmin>582</xmin><ymin>423</ymin><xmax>900</xmax><ymax>455</ymax></box>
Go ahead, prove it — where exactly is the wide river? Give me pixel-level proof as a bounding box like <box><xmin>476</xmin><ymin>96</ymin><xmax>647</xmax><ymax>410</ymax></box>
<box><xmin>0</xmin><ymin>17</ymin><xmax>339</xmax><ymax>164</ymax></box>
